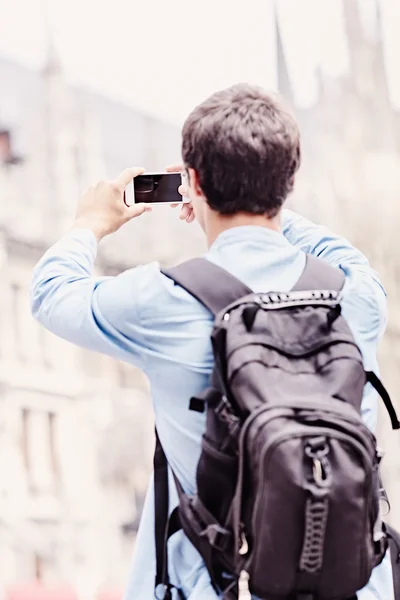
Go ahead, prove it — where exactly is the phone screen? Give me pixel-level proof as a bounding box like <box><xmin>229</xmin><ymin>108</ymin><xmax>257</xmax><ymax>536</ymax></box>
<box><xmin>133</xmin><ymin>173</ymin><xmax>183</xmax><ymax>204</ymax></box>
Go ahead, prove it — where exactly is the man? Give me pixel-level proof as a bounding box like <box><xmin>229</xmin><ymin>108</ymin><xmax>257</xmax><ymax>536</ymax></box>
<box><xmin>31</xmin><ymin>84</ymin><xmax>392</xmax><ymax>600</ymax></box>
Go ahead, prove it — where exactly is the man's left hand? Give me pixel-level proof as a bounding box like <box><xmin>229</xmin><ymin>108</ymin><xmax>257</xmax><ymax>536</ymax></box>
<box><xmin>166</xmin><ymin>164</ymin><xmax>195</xmax><ymax>223</ymax></box>
<box><xmin>74</xmin><ymin>167</ymin><xmax>152</xmax><ymax>241</ymax></box>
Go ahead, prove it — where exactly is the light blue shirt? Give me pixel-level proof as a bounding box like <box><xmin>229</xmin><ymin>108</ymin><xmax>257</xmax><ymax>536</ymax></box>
<box><xmin>31</xmin><ymin>210</ymin><xmax>392</xmax><ymax>600</ymax></box>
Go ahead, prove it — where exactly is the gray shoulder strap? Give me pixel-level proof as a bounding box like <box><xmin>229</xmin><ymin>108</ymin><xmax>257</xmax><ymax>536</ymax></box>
<box><xmin>293</xmin><ymin>254</ymin><xmax>345</xmax><ymax>292</ymax></box>
<box><xmin>161</xmin><ymin>258</ymin><xmax>251</xmax><ymax>316</ymax></box>
<box><xmin>162</xmin><ymin>254</ymin><xmax>344</xmax><ymax>316</ymax></box>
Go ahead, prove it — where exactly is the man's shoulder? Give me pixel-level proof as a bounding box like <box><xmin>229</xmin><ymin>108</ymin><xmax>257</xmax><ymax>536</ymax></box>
<box><xmin>119</xmin><ymin>260</ymin><xmax>211</xmax><ymax>322</ymax></box>
<box><xmin>340</xmin><ymin>264</ymin><xmax>387</xmax><ymax>340</ymax></box>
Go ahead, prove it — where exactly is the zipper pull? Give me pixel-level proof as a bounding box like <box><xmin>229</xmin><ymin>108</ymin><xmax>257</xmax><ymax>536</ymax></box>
<box><xmin>376</xmin><ymin>447</ymin><xmax>384</xmax><ymax>465</ymax></box>
<box><xmin>239</xmin><ymin>530</ymin><xmax>249</xmax><ymax>556</ymax></box>
<box><xmin>238</xmin><ymin>570</ymin><xmax>251</xmax><ymax>600</ymax></box>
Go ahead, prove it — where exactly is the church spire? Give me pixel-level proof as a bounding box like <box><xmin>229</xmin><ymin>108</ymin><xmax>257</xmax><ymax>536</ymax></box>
<box><xmin>42</xmin><ymin>0</ymin><xmax>62</xmax><ymax>77</ymax></box>
<box><xmin>39</xmin><ymin>0</ymin><xmax>81</xmax><ymax>234</ymax></box>
<box><xmin>274</xmin><ymin>3</ymin><xmax>294</xmax><ymax>105</ymax></box>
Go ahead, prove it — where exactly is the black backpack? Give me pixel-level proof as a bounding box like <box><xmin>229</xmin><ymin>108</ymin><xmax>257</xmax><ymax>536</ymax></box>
<box><xmin>154</xmin><ymin>255</ymin><xmax>400</xmax><ymax>600</ymax></box>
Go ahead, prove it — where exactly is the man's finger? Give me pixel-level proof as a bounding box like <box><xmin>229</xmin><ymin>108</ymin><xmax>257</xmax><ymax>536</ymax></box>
<box><xmin>178</xmin><ymin>185</ymin><xmax>187</xmax><ymax>197</ymax></box>
<box><xmin>165</xmin><ymin>164</ymin><xmax>183</xmax><ymax>173</ymax></box>
<box><xmin>115</xmin><ymin>167</ymin><xmax>145</xmax><ymax>189</ymax></box>
<box><xmin>186</xmin><ymin>209</ymin><xmax>195</xmax><ymax>224</ymax></box>
<box><xmin>126</xmin><ymin>203</ymin><xmax>152</xmax><ymax>219</ymax></box>
<box><xmin>179</xmin><ymin>204</ymin><xmax>192</xmax><ymax>221</ymax></box>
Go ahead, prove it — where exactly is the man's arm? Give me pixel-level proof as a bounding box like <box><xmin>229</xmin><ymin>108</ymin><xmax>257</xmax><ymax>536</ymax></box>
<box><xmin>283</xmin><ymin>208</ymin><xmax>379</xmax><ymax>269</ymax></box>
<box><xmin>282</xmin><ymin>208</ymin><xmax>387</xmax><ymax>335</ymax></box>
<box><xmin>282</xmin><ymin>208</ymin><xmax>387</xmax><ymax>431</ymax></box>
<box><xmin>31</xmin><ymin>229</ymin><xmax>153</xmax><ymax>370</ymax></box>
<box><xmin>31</xmin><ymin>167</ymin><xmax>154</xmax><ymax>369</ymax></box>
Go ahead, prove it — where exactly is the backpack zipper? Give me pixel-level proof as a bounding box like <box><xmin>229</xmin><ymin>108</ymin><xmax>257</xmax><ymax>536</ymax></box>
<box><xmin>238</xmin><ymin>399</ymin><xmax>376</xmax><ymax>454</ymax></box>
<box><xmin>232</xmin><ymin>408</ymin><xmax>375</xmax><ymax>583</ymax></box>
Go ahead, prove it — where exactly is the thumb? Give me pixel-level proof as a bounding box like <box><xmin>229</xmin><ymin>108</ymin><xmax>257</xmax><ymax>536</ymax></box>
<box><xmin>126</xmin><ymin>203</ymin><xmax>152</xmax><ymax>219</ymax></box>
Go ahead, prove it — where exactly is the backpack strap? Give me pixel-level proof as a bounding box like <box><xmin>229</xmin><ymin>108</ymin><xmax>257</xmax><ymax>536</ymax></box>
<box><xmin>385</xmin><ymin>522</ymin><xmax>400</xmax><ymax>599</ymax></box>
<box><xmin>293</xmin><ymin>254</ymin><xmax>345</xmax><ymax>292</ymax></box>
<box><xmin>153</xmin><ymin>431</ymin><xmax>173</xmax><ymax>600</ymax></box>
<box><xmin>154</xmin><ymin>431</ymin><xmax>185</xmax><ymax>600</ymax></box>
<box><xmin>162</xmin><ymin>255</ymin><xmax>345</xmax><ymax>318</ymax></box>
<box><xmin>162</xmin><ymin>257</ymin><xmax>251</xmax><ymax>316</ymax></box>
<box><xmin>366</xmin><ymin>371</ymin><xmax>400</xmax><ymax>430</ymax></box>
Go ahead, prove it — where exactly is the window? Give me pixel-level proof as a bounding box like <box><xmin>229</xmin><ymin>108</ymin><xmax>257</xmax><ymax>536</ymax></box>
<box><xmin>10</xmin><ymin>279</ymin><xmax>57</xmax><ymax>369</ymax></box>
<box><xmin>38</xmin><ymin>325</ymin><xmax>52</xmax><ymax>369</ymax></box>
<box><xmin>34</xmin><ymin>554</ymin><xmax>44</xmax><ymax>582</ymax></box>
<box><xmin>117</xmin><ymin>361</ymin><xmax>143</xmax><ymax>389</ymax></box>
<box><xmin>11</xmin><ymin>282</ymin><xmax>25</xmax><ymax>363</ymax></box>
<box><xmin>48</xmin><ymin>412</ymin><xmax>60</xmax><ymax>482</ymax></box>
<box><xmin>22</xmin><ymin>409</ymin><xmax>60</xmax><ymax>494</ymax></box>
<box><xmin>21</xmin><ymin>408</ymin><xmax>30</xmax><ymax>472</ymax></box>
<box><xmin>117</xmin><ymin>362</ymin><xmax>129</xmax><ymax>388</ymax></box>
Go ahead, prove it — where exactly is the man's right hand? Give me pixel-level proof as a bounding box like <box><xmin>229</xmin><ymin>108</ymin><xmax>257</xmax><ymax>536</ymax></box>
<box><xmin>74</xmin><ymin>167</ymin><xmax>151</xmax><ymax>241</ymax></box>
<box><xmin>166</xmin><ymin>164</ymin><xmax>195</xmax><ymax>223</ymax></box>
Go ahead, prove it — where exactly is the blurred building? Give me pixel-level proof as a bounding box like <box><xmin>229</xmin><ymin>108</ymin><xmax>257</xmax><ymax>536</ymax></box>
<box><xmin>278</xmin><ymin>0</ymin><xmax>400</xmax><ymax>523</ymax></box>
<box><xmin>0</xmin><ymin>49</ymin><xmax>204</xmax><ymax>600</ymax></box>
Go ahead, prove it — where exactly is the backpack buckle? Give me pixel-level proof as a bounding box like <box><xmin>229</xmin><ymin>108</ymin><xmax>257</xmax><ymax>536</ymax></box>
<box><xmin>200</xmin><ymin>523</ymin><xmax>230</xmax><ymax>552</ymax></box>
<box><xmin>154</xmin><ymin>583</ymin><xmax>173</xmax><ymax>600</ymax></box>
<box><xmin>215</xmin><ymin>397</ymin><xmax>241</xmax><ymax>441</ymax></box>
<box><xmin>215</xmin><ymin>395</ymin><xmax>237</xmax><ymax>424</ymax></box>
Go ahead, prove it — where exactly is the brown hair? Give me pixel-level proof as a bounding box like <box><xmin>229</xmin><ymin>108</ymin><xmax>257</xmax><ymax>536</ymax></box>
<box><xmin>182</xmin><ymin>83</ymin><xmax>301</xmax><ymax>217</ymax></box>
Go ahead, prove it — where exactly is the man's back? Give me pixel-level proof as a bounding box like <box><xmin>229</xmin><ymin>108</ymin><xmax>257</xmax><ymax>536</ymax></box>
<box><xmin>31</xmin><ymin>211</ymin><xmax>390</xmax><ymax>599</ymax></box>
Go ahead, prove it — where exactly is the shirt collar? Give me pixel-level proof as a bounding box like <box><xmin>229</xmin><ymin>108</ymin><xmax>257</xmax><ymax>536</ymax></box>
<box><xmin>209</xmin><ymin>225</ymin><xmax>291</xmax><ymax>252</ymax></box>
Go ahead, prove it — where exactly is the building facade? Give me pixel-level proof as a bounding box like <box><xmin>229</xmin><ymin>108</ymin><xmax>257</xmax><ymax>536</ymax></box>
<box><xmin>0</xmin><ymin>52</ymin><xmax>204</xmax><ymax>599</ymax></box>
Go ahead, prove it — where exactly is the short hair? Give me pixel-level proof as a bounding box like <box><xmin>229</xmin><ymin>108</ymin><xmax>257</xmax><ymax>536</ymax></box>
<box><xmin>181</xmin><ymin>83</ymin><xmax>301</xmax><ymax>217</ymax></box>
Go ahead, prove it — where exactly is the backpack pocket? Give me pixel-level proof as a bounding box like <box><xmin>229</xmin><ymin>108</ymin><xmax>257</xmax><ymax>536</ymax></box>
<box><xmin>233</xmin><ymin>408</ymin><xmax>380</xmax><ymax>600</ymax></box>
<box><xmin>197</xmin><ymin>437</ymin><xmax>238</xmax><ymax>524</ymax></box>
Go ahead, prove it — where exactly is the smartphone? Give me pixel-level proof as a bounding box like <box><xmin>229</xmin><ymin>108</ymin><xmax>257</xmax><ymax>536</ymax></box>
<box><xmin>126</xmin><ymin>172</ymin><xmax>188</xmax><ymax>206</ymax></box>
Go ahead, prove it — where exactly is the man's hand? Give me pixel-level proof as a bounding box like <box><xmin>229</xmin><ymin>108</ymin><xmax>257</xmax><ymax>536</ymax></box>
<box><xmin>166</xmin><ymin>164</ymin><xmax>195</xmax><ymax>223</ymax></box>
<box><xmin>74</xmin><ymin>167</ymin><xmax>152</xmax><ymax>241</ymax></box>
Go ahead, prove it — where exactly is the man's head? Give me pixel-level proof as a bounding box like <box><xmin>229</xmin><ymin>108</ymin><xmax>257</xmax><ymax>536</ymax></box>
<box><xmin>181</xmin><ymin>83</ymin><xmax>301</xmax><ymax>231</ymax></box>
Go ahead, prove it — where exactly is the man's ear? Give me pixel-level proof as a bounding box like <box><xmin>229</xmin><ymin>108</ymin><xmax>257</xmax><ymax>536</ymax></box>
<box><xmin>188</xmin><ymin>168</ymin><xmax>203</xmax><ymax>197</ymax></box>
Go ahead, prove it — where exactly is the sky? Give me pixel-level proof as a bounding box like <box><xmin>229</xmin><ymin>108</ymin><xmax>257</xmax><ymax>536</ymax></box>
<box><xmin>0</xmin><ymin>0</ymin><xmax>399</xmax><ymax>126</ymax></box>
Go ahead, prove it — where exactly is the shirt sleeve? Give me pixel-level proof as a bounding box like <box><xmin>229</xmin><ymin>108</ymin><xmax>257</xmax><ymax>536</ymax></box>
<box><xmin>30</xmin><ymin>228</ymin><xmax>150</xmax><ymax>370</ymax></box>
<box><xmin>283</xmin><ymin>208</ymin><xmax>379</xmax><ymax>270</ymax></box>
<box><xmin>282</xmin><ymin>208</ymin><xmax>388</xmax><ymax>431</ymax></box>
